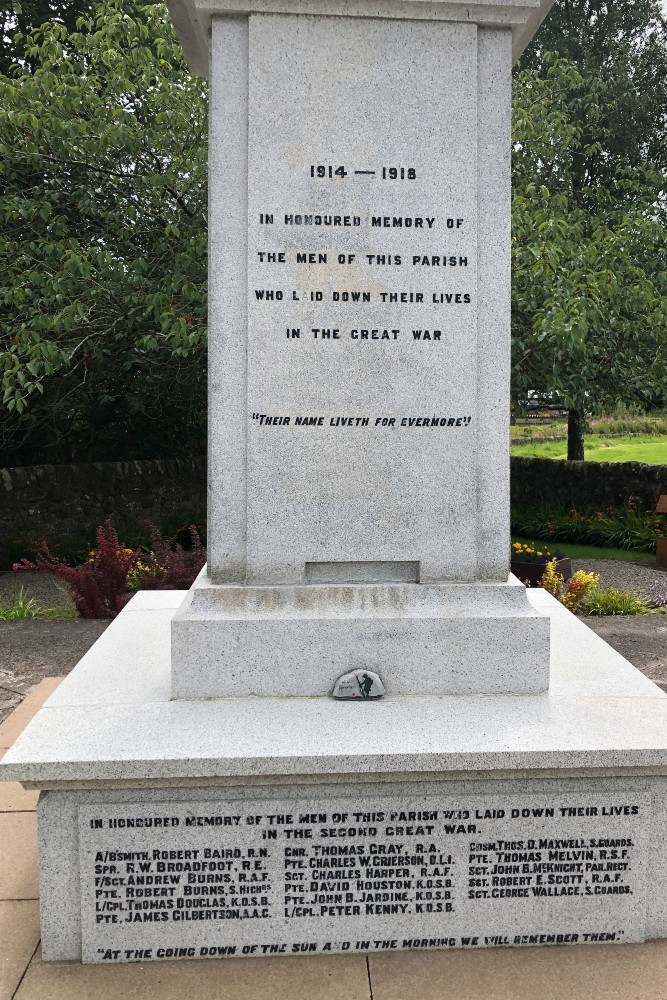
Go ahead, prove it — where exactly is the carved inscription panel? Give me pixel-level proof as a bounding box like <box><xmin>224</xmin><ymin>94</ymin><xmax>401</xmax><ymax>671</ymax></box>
<box><xmin>80</xmin><ymin>792</ymin><xmax>648</xmax><ymax>963</ymax></box>
<box><xmin>242</xmin><ymin>17</ymin><xmax>481</xmax><ymax>580</ymax></box>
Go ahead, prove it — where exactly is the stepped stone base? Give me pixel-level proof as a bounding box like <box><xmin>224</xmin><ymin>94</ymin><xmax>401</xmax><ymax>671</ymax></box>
<box><xmin>171</xmin><ymin>571</ymin><xmax>550</xmax><ymax>697</ymax></box>
<box><xmin>1</xmin><ymin>589</ymin><xmax>666</xmax><ymax>963</ymax></box>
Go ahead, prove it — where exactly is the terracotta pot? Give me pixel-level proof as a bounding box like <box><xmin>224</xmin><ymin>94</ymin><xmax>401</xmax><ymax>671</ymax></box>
<box><xmin>511</xmin><ymin>558</ymin><xmax>572</xmax><ymax>587</ymax></box>
<box><xmin>657</xmin><ymin>537</ymin><xmax>667</xmax><ymax>569</ymax></box>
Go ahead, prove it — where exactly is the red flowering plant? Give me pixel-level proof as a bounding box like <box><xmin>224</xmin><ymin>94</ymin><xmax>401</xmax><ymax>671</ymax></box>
<box><xmin>14</xmin><ymin>521</ymin><xmax>207</xmax><ymax>619</ymax></box>
<box><xmin>14</xmin><ymin>520</ymin><xmax>140</xmax><ymax>619</ymax></box>
<box><xmin>126</xmin><ymin>524</ymin><xmax>206</xmax><ymax>592</ymax></box>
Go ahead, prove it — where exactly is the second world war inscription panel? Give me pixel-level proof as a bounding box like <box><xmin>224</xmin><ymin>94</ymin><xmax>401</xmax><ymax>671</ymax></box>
<box><xmin>80</xmin><ymin>791</ymin><xmax>649</xmax><ymax>963</ymax></box>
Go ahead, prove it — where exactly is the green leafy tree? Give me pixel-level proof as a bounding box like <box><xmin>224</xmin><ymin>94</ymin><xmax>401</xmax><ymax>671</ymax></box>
<box><xmin>1</xmin><ymin>0</ymin><xmax>91</xmax><ymax>73</ymax></box>
<box><xmin>0</xmin><ymin>0</ymin><xmax>207</xmax><ymax>464</ymax></box>
<box><xmin>512</xmin><ymin>58</ymin><xmax>667</xmax><ymax>457</ymax></box>
<box><xmin>513</xmin><ymin>1</ymin><xmax>667</xmax><ymax>458</ymax></box>
<box><xmin>521</xmin><ymin>0</ymin><xmax>667</xmax><ymax>180</ymax></box>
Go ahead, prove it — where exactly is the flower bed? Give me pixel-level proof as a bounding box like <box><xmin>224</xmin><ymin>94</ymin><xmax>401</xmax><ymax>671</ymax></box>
<box><xmin>511</xmin><ymin>504</ymin><xmax>661</xmax><ymax>553</ymax></box>
<box><xmin>510</xmin><ymin>542</ymin><xmax>571</xmax><ymax>586</ymax></box>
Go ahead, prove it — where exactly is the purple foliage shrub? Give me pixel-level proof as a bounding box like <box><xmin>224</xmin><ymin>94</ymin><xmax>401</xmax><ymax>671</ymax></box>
<box><xmin>14</xmin><ymin>520</ymin><xmax>140</xmax><ymax>619</ymax></box>
<box><xmin>129</xmin><ymin>524</ymin><xmax>206</xmax><ymax>591</ymax></box>
<box><xmin>15</xmin><ymin>521</ymin><xmax>206</xmax><ymax>619</ymax></box>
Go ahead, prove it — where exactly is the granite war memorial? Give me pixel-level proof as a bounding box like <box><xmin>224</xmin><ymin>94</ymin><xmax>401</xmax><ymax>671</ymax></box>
<box><xmin>2</xmin><ymin>0</ymin><xmax>667</xmax><ymax>966</ymax></box>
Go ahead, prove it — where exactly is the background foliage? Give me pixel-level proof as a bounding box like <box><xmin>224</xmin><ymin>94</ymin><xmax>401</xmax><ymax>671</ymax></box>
<box><xmin>513</xmin><ymin>0</ymin><xmax>667</xmax><ymax>456</ymax></box>
<box><xmin>0</xmin><ymin>0</ymin><xmax>207</xmax><ymax>464</ymax></box>
<box><xmin>1</xmin><ymin>0</ymin><xmax>666</xmax><ymax>465</ymax></box>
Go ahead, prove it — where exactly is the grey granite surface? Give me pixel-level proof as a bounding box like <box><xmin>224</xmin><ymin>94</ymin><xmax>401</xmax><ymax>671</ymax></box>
<box><xmin>166</xmin><ymin>0</ymin><xmax>557</xmax><ymax>78</ymax></box>
<box><xmin>37</xmin><ymin>773</ymin><xmax>667</xmax><ymax>961</ymax></box>
<box><xmin>2</xmin><ymin>590</ymin><xmax>666</xmax><ymax>786</ymax></box>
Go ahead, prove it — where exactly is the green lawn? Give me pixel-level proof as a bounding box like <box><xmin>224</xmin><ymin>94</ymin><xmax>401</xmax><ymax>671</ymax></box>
<box><xmin>511</xmin><ymin>537</ymin><xmax>655</xmax><ymax>562</ymax></box>
<box><xmin>511</xmin><ymin>434</ymin><xmax>667</xmax><ymax>464</ymax></box>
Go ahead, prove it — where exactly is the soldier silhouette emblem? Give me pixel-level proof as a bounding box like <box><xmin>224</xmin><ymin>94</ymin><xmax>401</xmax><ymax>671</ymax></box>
<box><xmin>357</xmin><ymin>672</ymin><xmax>375</xmax><ymax>698</ymax></box>
<box><xmin>332</xmin><ymin>668</ymin><xmax>385</xmax><ymax>700</ymax></box>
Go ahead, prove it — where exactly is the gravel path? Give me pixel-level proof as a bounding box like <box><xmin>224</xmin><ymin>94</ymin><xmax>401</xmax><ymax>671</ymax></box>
<box><xmin>2</xmin><ymin>565</ymin><xmax>665</xmax><ymax>610</ymax></box>
<box><xmin>0</xmin><ymin>620</ymin><xmax>109</xmax><ymax>724</ymax></box>
<box><xmin>570</xmin><ymin>559</ymin><xmax>666</xmax><ymax>599</ymax></box>
<box><xmin>0</xmin><ymin>571</ymin><xmax>75</xmax><ymax>613</ymax></box>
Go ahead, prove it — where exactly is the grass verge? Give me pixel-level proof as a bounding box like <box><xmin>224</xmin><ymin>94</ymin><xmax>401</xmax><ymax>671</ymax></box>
<box><xmin>511</xmin><ymin>537</ymin><xmax>656</xmax><ymax>563</ymax></box>
<box><xmin>510</xmin><ymin>434</ymin><xmax>667</xmax><ymax>464</ymax></box>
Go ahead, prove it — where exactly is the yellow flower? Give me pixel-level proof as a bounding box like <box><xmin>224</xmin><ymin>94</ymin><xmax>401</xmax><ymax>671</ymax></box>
<box><xmin>561</xmin><ymin>571</ymin><xmax>600</xmax><ymax>612</ymax></box>
<box><xmin>541</xmin><ymin>559</ymin><xmax>565</xmax><ymax>601</ymax></box>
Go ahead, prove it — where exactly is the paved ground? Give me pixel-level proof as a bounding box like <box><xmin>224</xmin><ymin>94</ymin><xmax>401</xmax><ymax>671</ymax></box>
<box><xmin>0</xmin><ymin>621</ymin><xmax>108</xmax><ymax>724</ymax></box>
<box><xmin>2</xmin><ymin>681</ymin><xmax>667</xmax><ymax>999</ymax></box>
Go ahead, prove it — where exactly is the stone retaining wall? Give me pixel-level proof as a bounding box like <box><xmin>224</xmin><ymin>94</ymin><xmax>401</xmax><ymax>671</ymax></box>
<box><xmin>0</xmin><ymin>457</ymin><xmax>206</xmax><ymax>566</ymax></box>
<box><xmin>1</xmin><ymin>456</ymin><xmax>665</xmax><ymax>567</ymax></box>
<box><xmin>511</xmin><ymin>456</ymin><xmax>667</xmax><ymax>512</ymax></box>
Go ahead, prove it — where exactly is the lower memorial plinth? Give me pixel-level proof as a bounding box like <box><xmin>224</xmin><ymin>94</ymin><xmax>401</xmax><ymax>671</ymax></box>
<box><xmin>1</xmin><ymin>589</ymin><xmax>667</xmax><ymax>963</ymax></box>
<box><xmin>171</xmin><ymin>571</ymin><xmax>550</xmax><ymax>697</ymax></box>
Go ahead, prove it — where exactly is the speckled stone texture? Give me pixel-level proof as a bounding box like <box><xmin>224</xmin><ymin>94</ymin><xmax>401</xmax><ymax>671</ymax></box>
<box><xmin>172</xmin><ymin>14</ymin><xmax>550</xmax><ymax>696</ymax></box>
<box><xmin>243</xmin><ymin>15</ymin><xmax>480</xmax><ymax>584</ymax></box>
<box><xmin>76</xmin><ymin>787</ymin><xmax>649</xmax><ymax>962</ymax></box>
<box><xmin>2</xmin><ymin>592</ymin><xmax>667</xmax><ymax>959</ymax></box>
<box><xmin>204</xmin><ymin>14</ymin><xmax>508</xmax><ymax>586</ymax></box>
<box><xmin>165</xmin><ymin>0</ymin><xmax>556</xmax><ymax>77</ymax></box>
<box><xmin>171</xmin><ymin>572</ymin><xmax>550</xmax><ymax>697</ymax></box>
<box><xmin>31</xmin><ymin>776</ymin><xmax>667</xmax><ymax>963</ymax></box>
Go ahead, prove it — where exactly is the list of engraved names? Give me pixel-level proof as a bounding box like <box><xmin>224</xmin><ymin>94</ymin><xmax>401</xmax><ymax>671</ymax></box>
<box><xmin>79</xmin><ymin>793</ymin><xmax>647</xmax><ymax>963</ymax></box>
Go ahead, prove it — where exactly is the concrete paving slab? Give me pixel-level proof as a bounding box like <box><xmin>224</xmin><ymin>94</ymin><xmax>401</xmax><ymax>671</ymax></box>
<box><xmin>0</xmin><ymin>900</ymin><xmax>40</xmax><ymax>1000</ymax></box>
<box><xmin>0</xmin><ymin>813</ymin><xmax>38</xmax><ymax>900</ymax></box>
<box><xmin>0</xmin><ymin>780</ymin><xmax>38</xmax><ymax>812</ymax></box>
<box><xmin>0</xmin><ymin>678</ymin><xmax>62</xmax><ymax>748</ymax></box>
<box><xmin>0</xmin><ymin>692</ymin><xmax>21</xmax><ymax>729</ymax></box>
<box><xmin>368</xmin><ymin>940</ymin><xmax>667</xmax><ymax>1000</ymax></box>
<box><xmin>14</xmin><ymin>951</ymin><xmax>370</xmax><ymax>1000</ymax></box>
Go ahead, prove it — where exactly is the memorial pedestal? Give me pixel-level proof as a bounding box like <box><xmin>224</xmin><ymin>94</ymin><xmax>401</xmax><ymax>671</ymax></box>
<box><xmin>3</xmin><ymin>0</ymin><xmax>666</xmax><ymax>967</ymax></box>
<box><xmin>2</xmin><ymin>589</ymin><xmax>667</xmax><ymax>963</ymax></box>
